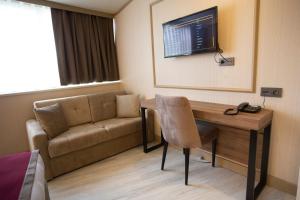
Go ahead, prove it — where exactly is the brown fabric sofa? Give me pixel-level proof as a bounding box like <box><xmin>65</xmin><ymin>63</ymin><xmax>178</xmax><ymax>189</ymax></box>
<box><xmin>26</xmin><ymin>91</ymin><xmax>153</xmax><ymax>180</ymax></box>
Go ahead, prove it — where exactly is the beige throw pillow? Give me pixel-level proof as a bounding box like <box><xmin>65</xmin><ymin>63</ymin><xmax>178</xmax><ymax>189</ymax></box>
<box><xmin>116</xmin><ymin>95</ymin><xmax>140</xmax><ymax>118</ymax></box>
<box><xmin>34</xmin><ymin>103</ymin><xmax>69</xmax><ymax>139</ymax></box>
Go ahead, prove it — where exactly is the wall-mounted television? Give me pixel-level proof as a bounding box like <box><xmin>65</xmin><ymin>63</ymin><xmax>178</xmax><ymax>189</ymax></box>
<box><xmin>163</xmin><ymin>6</ymin><xmax>218</xmax><ymax>58</ymax></box>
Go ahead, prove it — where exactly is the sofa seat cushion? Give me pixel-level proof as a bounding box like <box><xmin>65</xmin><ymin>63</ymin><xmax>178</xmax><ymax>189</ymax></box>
<box><xmin>48</xmin><ymin>124</ymin><xmax>109</xmax><ymax>158</ymax></box>
<box><xmin>94</xmin><ymin>118</ymin><xmax>141</xmax><ymax>139</ymax></box>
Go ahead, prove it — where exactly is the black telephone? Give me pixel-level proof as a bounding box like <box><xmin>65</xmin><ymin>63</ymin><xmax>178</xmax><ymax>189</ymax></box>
<box><xmin>224</xmin><ymin>102</ymin><xmax>261</xmax><ymax>115</ymax></box>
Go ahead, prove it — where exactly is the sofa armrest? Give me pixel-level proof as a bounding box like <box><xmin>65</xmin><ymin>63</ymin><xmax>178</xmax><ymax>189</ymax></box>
<box><xmin>26</xmin><ymin>119</ymin><xmax>53</xmax><ymax>180</ymax></box>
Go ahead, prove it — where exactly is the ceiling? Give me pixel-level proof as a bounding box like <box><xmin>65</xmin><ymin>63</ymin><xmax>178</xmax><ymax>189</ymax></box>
<box><xmin>47</xmin><ymin>0</ymin><xmax>131</xmax><ymax>14</ymax></box>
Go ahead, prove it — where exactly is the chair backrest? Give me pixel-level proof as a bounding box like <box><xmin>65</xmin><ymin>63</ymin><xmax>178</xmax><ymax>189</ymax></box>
<box><xmin>156</xmin><ymin>95</ymin><xmax>201</xmax><ymax>148</ymax></box>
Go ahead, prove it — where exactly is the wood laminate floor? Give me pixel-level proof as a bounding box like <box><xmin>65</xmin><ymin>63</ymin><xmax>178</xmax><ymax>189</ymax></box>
<box><xmin>48</xmin><ymin>146</ymin><xmax>295</xmax><ymax>200</ymax></box>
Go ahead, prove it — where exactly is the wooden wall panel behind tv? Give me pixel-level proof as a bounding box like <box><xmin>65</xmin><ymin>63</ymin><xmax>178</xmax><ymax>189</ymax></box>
<box><xmin>150</xmin><ymin>0</ymin><xmax>258</xmax><ymax>92</ymax></box>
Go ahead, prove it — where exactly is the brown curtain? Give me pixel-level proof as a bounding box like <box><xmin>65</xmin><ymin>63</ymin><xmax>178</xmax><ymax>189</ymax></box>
<box><xmin>51</xmin><ymin>9</ymin><xmax>119</xmax><ymax>85</ymax></box>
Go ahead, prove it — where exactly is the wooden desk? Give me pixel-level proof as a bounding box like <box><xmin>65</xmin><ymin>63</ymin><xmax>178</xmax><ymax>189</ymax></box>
<box><xmin>141</xmin><ymin>98</ymin><xmax>273</xmax><ymax>200</ymax></box>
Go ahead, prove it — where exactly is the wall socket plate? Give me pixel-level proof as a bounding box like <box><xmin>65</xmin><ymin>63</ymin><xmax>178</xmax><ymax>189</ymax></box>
<box><xmin>260</xmin><ymin>87</ymin><xmax>283</xmax><ymax>97</ymax></box>
<box><xmin>219</xmin><ymin>57</ymin><xmax>235</xmax><ymax>66</ymax></box>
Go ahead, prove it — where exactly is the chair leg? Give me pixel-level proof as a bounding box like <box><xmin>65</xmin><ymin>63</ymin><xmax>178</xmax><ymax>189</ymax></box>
<box><xmin>183</xmin><ymin>148</ymin><xmax>190</xmax><ymax>185</ymax></box>
<box><xmin>212</xmin><ymin>139</ymin><xmax>217</xmax><ymax>167</ymax></box>
<box><xmin>161</xmin><ymin>142</ymin><xmax>168</xmax><ymax>170</ymax></box>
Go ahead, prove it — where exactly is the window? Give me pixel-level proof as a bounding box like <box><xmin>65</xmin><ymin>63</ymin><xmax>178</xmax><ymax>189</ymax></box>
<box><xmin>0</xmin><ymin>0</ymin><xmax>60</xmax><ymax>94</ymax></box>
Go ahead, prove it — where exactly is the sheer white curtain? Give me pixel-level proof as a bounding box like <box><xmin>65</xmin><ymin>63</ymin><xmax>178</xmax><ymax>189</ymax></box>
<box><xmin>0</xmin><ymin>0</ymin><xmax>60</xmax><ymax>94</ymax></box>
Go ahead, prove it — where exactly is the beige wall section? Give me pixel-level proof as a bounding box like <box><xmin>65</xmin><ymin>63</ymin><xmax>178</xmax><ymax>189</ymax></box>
<box><xmin>115</xmin><ymin>0</ymin><xmax>300</xmax><ymax>187</ymax></box>
<box><xmin>0</xmin><ymin>82</ymin><xmax>122</xmax><ymax>156</ymax></box>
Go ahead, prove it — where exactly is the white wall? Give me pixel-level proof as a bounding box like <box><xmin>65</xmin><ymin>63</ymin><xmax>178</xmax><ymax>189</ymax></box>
<box><xmin>115</xmin><ymin>0</ymin><xmax>300</xmax><ymax>187</ymax></box>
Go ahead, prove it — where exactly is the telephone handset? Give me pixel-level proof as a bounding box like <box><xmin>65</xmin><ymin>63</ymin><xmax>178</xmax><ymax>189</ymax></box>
<box><xmin>237</xmin><ymin>102</ymin><xmax>250</xmax><ymax>111</ymax></box>
<box><xmin>224</xmin><ymin>102</ymin><xmax>261</xmax><ymax>115</ymax></box>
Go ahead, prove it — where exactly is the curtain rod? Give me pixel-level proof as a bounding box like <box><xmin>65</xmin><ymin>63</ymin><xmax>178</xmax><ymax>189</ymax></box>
<box><xmin>18</xmin><ymin>0</ymin><xmax>114</xmax><ymax>18</ymax></box>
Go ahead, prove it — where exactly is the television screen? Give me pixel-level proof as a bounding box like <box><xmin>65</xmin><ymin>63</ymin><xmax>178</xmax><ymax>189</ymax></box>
<box><xmin>163</xmin><ymin>7</ymin><xmax>218</xmax><ymax>58</ymax></box>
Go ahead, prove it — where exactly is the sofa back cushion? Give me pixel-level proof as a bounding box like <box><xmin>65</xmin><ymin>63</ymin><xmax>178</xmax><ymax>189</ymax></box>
<box><xmin>34</xmin><ymin>103</ymin><xmax>69</xmax><ymax>139</ymax></box>
<box><xmin>88</xmin><ymin>91</ymin><xmax>126</xmax><ymax>122</ymax></box>
<box><xmin>34</xmin><ymin>95</ymin><xmax>91</xmax><ymax>127</ymax></box>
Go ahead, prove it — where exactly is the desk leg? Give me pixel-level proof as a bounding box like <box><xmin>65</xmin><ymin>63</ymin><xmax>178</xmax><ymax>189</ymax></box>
<box><xmin>246</xmin><ymin>130</ymin><xmax>258</xmax><ymax>200</ymax></box>
<box><xmin>141</xmin><ymin>107</ymin><xmax>148</xmax><ymax>153</ymax></box>
<box><xmin>254</xmin><ymin>123</ymin><xmax>272</xmax><ymax>199</ymax></box>
<box><xmin>246</xmin><ymin>123</ymin><xmax>272</xmax><ymax>200</ymax></box>
<box><xmin>141</xmin><ymin>107</ymin><xmax>164</xmax><ymax>153</ymax></box>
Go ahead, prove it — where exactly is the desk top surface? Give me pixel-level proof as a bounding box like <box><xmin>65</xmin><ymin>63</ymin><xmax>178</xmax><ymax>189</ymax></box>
<box><xmin>141</xmin><ymin>98</ymin><xmax>273</xmax><ymax>131</ymax></box>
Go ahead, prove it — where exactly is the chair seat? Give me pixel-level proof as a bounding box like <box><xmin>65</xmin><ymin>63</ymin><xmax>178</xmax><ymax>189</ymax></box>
<box><xmin>196</xmin><ymin>120</ymin><xmax>218</xmax><ymax>145</ymax></box>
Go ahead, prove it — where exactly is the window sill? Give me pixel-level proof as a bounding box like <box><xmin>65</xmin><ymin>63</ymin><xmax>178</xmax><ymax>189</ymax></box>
<box><xmin>0</xmin><ymin>80</ymin><xmax>122</xmax><ymax>98</ymax></box>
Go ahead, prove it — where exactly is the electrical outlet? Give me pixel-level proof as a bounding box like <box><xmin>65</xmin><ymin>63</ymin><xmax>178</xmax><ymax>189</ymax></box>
<box><xmin>219</xmin><ymin>57</ymin><xmax>235</xmax><ymax>66</ymax></box>
<box><xmin>260</xmin><ymin>87</ymin><xmax>282</xmax><ymax>97</ymax></box>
